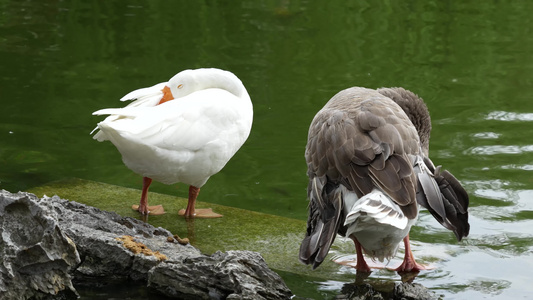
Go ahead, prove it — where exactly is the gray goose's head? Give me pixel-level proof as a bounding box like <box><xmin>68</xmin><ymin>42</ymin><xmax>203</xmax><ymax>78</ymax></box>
<box><xmin>377</xmin><ymin>87</ymin><xmax>431</xmax><ymax>156</ymax></box>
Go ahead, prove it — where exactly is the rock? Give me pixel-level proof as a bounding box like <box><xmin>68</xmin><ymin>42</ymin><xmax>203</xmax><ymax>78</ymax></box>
<box><xmin>337</xmin><ymin>281</ymin><xmax>439</xmax><ymax>300</ymax></box>
<box><xmin>0</xmin><ymin>190</ymin><xmax>80</xmax><ymax>300</ymax></box>
<box><xmin>394</xmin><ymin>282</ymin><xmax>438</xmax><ymax>300</ymax></box>
<box><xmin>37</xmin><ymin>194</ymin><xmax>203</xmax><ymax>282</ymax></box>
<box><xmin>0</xmin><ymin>190</ymin><xmax>292</xmax><ymax>299</ymax></box>
<box><xmin>149</xmin><ymin>250</ymin><xmax>292</xmax><ymax>300</ymax></box>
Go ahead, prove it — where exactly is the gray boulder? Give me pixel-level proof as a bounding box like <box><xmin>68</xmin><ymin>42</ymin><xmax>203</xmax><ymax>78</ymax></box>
<box><xmin>337</xmin><ymin>281</ymin><xmax>439</xmax><ymax>300</ymax></box>
<box><xmin>0</xmin><ymin>190</ymin><xmax>293</xmax><ymax>299</ymax></box>
<box><xmin>149</xmin><ymin>250</ymin><xmax>292</xmax><ymax>299</ymax></box>
<box><xmin>0</xmin><ymin>191</ymin><xmax>80</xmax><ymax>300</ymax></box>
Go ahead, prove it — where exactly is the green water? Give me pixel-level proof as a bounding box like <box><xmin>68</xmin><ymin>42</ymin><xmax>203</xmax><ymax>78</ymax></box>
<box><xmin>2</xmin><ymin>1</ymin><xmax>533</xmax><ymax>299</ymax></box>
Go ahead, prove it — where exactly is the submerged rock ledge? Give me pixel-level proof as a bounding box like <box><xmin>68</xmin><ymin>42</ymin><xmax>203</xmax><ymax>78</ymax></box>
<box><xmin>0</xmin><ymin>190</ymin><xmax>292</xmax><ymax>299</ymax></box>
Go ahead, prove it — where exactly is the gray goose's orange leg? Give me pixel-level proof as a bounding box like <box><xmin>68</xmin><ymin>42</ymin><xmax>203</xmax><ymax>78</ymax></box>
<box><xmin>394</xmin><ymin>234</ymin><xmax>426</xmax><ymax>273</ymax></box>
<box><xmin>350</xmin><ymin>236</ymin><xmax>371</xmax><ymax>273</ymax></box>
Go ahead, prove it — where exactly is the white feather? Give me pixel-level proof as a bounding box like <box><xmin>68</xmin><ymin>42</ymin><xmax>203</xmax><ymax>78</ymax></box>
<box><xmin>120</xmin><ymin>82</ymin><xmax>166</xmax><ymax>102</ymax></box>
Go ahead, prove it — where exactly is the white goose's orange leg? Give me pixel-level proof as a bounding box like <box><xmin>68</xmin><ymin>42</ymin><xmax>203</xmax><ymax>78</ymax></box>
<box><xmin>131</xmin><ymin>177</ymin><xmax>165</xmax><ymax>215</ymax></box>
<box><xmin>138</xmin><ymin>177</ymin><xmax>152</xmax><ymax>214</ymax></box>
<box><xmin>178</xmin><ymin>185</ymin><xmax>223</xmax><ymax>218</ymax></box>
<box><xmin>394</xmin><ymin>234</ymin><xmax>426</xmax><ymax>273</ymax></box>
<box><xmin>183</xmin><ymin>185</ymin><xmax>199</xmax><ymax>217</ymax></box>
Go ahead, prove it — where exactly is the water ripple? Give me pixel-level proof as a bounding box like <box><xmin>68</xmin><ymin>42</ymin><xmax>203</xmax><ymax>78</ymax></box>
<box><xmin>467</xmin><ymin>144</ymin><xmax>533</xmax><ymax>155</ymax></box>
<box><xmin>500</xmin><ymin>164</ymin><xmax>533</xmax><ymax>171</ymax></box>
<box><xmin>486</xmin><ymin>111</ymin><xmax>533</xmax><ymax>121</ymax></box>
<box><xmin>471</xmin><ymin>132</ymin><xmax>500</xmax><ymax>139</ymax></box>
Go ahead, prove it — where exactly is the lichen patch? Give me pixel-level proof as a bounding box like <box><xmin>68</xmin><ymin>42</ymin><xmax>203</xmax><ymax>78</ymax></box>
<box><xmin>116</xmin><ymin>235</ymin><xmax>167</xmax><ymax>261</ymax></box>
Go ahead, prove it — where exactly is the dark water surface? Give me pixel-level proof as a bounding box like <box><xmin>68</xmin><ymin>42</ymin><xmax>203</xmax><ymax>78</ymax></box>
<box><xmin>2</xmin><ymin>1</ymin><xmax>533</xmax><ymax>299</ymax></box>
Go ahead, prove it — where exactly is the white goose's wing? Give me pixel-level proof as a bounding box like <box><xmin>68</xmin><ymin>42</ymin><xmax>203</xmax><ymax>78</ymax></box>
<box><xmin>120</xmin><ymin>82</ymin><xmax>166</xmax><ymax>103</ymax></box>
<box><xmin>94</xmin><ymin>89</ymin><xmax>251</xmax><ymax>159</ymax></box>
<box><xmin>91</xmin><ymin>82</ymin><xmax>166</xmax><ymax>138</ymax></box>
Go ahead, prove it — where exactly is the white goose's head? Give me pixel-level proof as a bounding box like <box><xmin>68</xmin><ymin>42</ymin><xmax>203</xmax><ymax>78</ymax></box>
<box><xmin>159</xmin><ymin>68</ymin><xmax>247</xmax><ymax>104</ymax></box>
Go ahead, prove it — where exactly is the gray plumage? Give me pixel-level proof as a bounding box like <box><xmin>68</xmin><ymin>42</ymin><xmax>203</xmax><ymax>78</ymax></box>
<box><xmin>299</xmin><ymin>87</ymin><xmax>469</xmax><ymax>269</ymax></box>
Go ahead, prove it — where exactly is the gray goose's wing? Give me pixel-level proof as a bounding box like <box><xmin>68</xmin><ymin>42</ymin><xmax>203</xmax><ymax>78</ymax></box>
<box><xmin>376</xmin><ymin>88</ymin><xmax>470</xmax><ymax>241</ymax></box>
<box><xmin>299</xmin><ymin>88</ymin><xmax>422</xmax><ymax>269</ymax></box>
<box><xmin>415</xmin><ymin>156</ymin><xmax>470</xmax><ymax>241</ymax></box>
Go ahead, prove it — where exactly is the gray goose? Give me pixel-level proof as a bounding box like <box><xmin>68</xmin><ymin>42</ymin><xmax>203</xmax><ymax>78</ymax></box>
<box><xmin>299</xmin><ymin>87</ymin><xmax>469</xmax><ymax>273</ymax></box>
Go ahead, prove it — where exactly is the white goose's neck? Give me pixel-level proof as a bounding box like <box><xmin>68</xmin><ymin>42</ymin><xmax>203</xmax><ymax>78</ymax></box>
<box><xmin>204</xmin><ymin>74</ymin><xmax>246</xmax><ymax>98</ymax></box>
<box><xmin>171</xmin><ymin>68</ymin><xmax>248</xmax><ymax>100</ymax></box>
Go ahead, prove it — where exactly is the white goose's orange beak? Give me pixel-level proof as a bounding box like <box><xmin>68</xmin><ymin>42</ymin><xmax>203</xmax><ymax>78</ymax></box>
<box><xmin>158</xmin><ymin>86</ymin><xmax>174</xmax><ymax>105</ymax></box>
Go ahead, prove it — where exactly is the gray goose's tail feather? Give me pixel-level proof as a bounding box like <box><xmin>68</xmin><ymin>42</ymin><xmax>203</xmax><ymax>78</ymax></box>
<box><xmin>299</xmin><ymin>177</ymin><xmax>344</xmax><ymax>269</ymax></box>
<box><xmin>415</xmin><ymin>156</ymin><xmax>470</xmax><ymax>241</ymax></box>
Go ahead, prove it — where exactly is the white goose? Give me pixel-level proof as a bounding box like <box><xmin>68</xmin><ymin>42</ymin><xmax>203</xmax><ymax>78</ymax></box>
<box><xmin>299</xmin><ymin>87</ymin><xmax>469</xmax><ymax>273</ymax></box>
<box><xmin>92</xmin><ymin>68</ymin><xmax>253</xmax><ymax>217</ymax></box>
